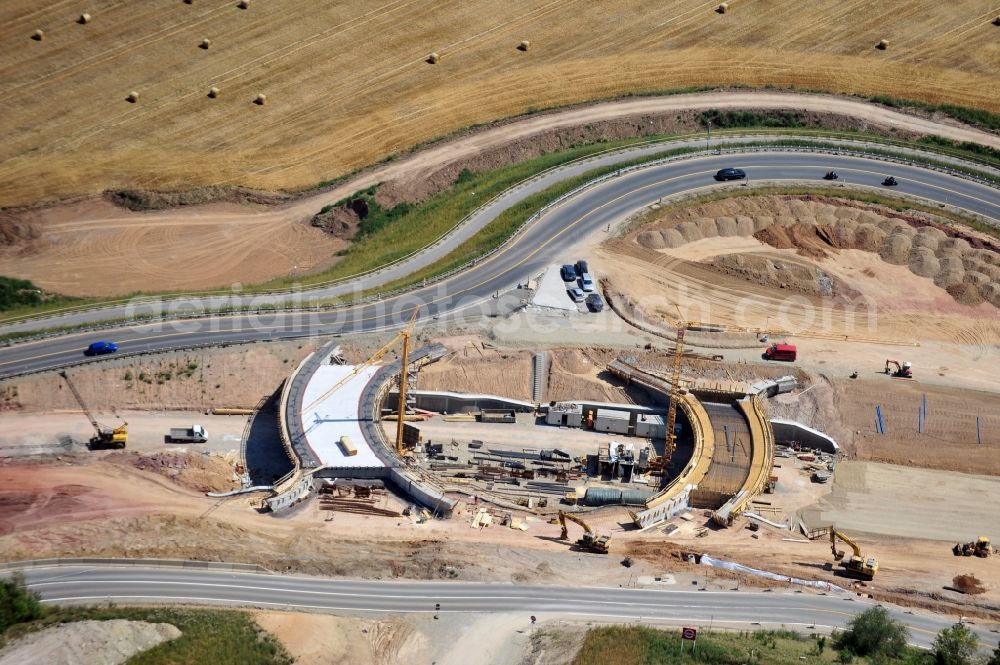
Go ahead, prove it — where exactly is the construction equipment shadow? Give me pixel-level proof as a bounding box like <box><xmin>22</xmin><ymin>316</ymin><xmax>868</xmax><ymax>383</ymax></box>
<box><xmin>244</xmin><ymin>387</ymin><xmax>294</xmax><ymax>486</ymax></box>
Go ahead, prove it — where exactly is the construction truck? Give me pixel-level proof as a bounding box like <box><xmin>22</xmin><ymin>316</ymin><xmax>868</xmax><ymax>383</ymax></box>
<box><xmin>557</xmin><ymin>510</ymin><xmax>611</xmax><ymax>554</ymax></box>
<box><xmin>884</xmin><ymin>359</ymin><xmax>913</xmax><ymax>378</ymax></box>
<box><xmin>168</xmin><ymin>425</ymin><xmax>208</xmax><ymax>443</ymax></box>
<box><xmin>953</xmin><ymin>536</ymin><xmax>993</xmax><ymax>558</ymax></box>
<box><xmin>829</xmin><ymin>526</ymin><xmax>878</xmax><ymax>580</ymax></box>
<box><xmin>59</xmin><ymin>370</ymin><xmax>128</xmax><ymax>450</ymax></box>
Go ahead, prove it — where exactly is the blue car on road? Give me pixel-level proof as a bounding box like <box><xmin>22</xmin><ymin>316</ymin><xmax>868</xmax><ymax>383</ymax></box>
<box><xmin>84</xmin><ymin>341</ymin><xmax>118</xmax><ymax>356</ymax></box>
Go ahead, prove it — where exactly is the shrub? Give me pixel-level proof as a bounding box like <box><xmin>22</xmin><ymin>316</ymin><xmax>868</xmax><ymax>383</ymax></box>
<box><xmin>933</xmin><ymin>623</ymin><xmax>979</xmax><ymax>665</ymax></box>
<box><xmin>0</xmin><ymin>572</ymin><xmax>44</xmax><ymax>632</ymax></box>
<box><xmin>835</xmin><ymin>606</ymin><xmax>909</xmax><ymax>658</ymax></box>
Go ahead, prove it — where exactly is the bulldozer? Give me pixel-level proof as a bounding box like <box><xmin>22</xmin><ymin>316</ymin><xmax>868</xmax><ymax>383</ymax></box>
<box><xmin>884</xmin><ymin>359</ymin><xmax>913</xmax><ymax>379</ymax></box>
<box><xmin>829</xmin><ymin>526</ymin><xmax>878</xmax><ymax>580</ymax></box>
<box><xmin>557</xmin><ymin>510</ymin><xmax>611</xmax><ymax>554</ymax></box>
<box><xmin>60</xmin><ymin>370</ymin><xmax>127</xmax><ymax>449</ymax></box>
<box><xmin>953</xmin><ymin>536</ymin><xmax>993</xmax><ymax>558</ymax></box>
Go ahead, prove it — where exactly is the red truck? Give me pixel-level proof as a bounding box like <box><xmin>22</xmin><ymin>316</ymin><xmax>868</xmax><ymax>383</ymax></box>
<box><xmin>764</xmin><ymin>343</ymin><xmax>797</xmax><ymax>362</ymax></box>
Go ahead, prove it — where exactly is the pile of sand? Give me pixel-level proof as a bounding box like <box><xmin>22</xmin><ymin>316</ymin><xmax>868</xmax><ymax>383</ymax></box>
<box><xmin>0</xmin><ymin>620</ymin><xmax>180</xmax><ymax>665</ymax></box>
<box><xmin>951</xmin><ymin>574</ymin><xmax>986</xmax><ymax>595</ymax></box>
<box><xmin>631</xmin><ymin>196</ymin><xmax>1000</xmax><ymax>308</ymax></box>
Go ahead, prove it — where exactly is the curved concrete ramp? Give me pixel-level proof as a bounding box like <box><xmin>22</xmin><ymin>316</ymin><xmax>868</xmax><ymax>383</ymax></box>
<box><xmin>713</xmin><ymin>394</ymin><xmax>776</xmax><ymax>526</ymax></box>
<box><xmin>631</xmin><ymin>393</ymin><xmax>715</xmax><ymax>529</ymax></box>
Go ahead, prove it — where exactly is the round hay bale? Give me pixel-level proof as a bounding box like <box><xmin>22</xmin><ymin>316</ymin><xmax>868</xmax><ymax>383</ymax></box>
<box><xmin>254</xmin><ymin>93</ymin><xmax>267</xmax><ymax>105</ymax></box>
<box><xmin>854</xmin><ymin>224</ymin><xmax>886</xmax><ymax>252</ymax></box>
<box><xmin>947</xmin><ymin>282</ymin><xmax>984</xmax><ymax>306</ymax></box>
<box><xmin>427</xmin><ymin>52</ymin><xmax>440</xmax><ymax>64</ymax></box>
<box><xmin>638</xmin><ymin>231</ymin><xmax>665</xmax><ymax>249</ymax></box>
<box><xmin>517</xmin><ymin>40</ymin><xmax>530</xmax><ymax>51</ymax></box>
<box><xmin>208</xmin><ymin>86</ymin><xmax>220</xmax><ymax>98</ymax></box>
<box><xmin>776</xmin><ymin>215</ymin><xmax>797</xmax><ymax>227</ymax></box>
<box><xmin>964</xmin><ymin>271</ymin><xmax>991</xmax><ymax>287</ymax></box>
<box><xmin>754</xmin><ymin>216</ymin><xmax>774</xmax><ymax>232</ymax></box>
<box><xmin>908</xmin><ymin>246</ymin><xmax>940</xmax><ymax>277</ymax></box>
<box><xmin>78</xmin><ymin>13</ymin><xmax>91</xmax><ymax>24</ymax></box>
<box><xmin>876</xmin><ymin>39</ymin><xmax>889</xmax><ymax>50</ymax></box>
<box><xmin>916</xmin><ymin>226</ymin><xmax>947</xmax><ymax>242</ymax></box>
<box><xmin>31</xmin><ymin>29</ymin><xmax>44</xmax><ymax>41</ymax></box>
<box><xmin>880</xmin><ymin>233</ymin><xmax>912</xmax><ymax>265</ymax></box>
<box><xmin>715</xmin><ymin>216</ymin><xmax>739</xmax><ymax>236</ymax></box>
<box><xmin>735</xmin><ymin>216</ymin><xmax>755</xmax><ymax>236</ymax></box>
<box><xmin>835</xmin><ymin>207</ymin><xmax>861</xmax><ymax>220</ymax></box>
<box><xmin>938</xmin><ymin>237</ymin><xmax>971</xmax><ymax>253</ymax></box>
<box><xmin>832</xmin><ymin>224</ymin><xmax>856</xmax><ymax>246</ymax></box>
<box><xmin>126</xmin><ymin>91</ymin><xmax>139</xmax><ymax>103</ymax></box>
<box><xmin>878</xmin><ymin>219</ymin><xmax>912</xmax><ymax>236</ymax></box>
<box><xmin>660</xmin><ymin>228</ymin><xmax>685</xmax><ymax>248</ymax></box>
<box><xmin>697</xmin><ymin>217</ymin><xmax>720</xmax><ymax>237</ymax></box>
<box><xmin>981</xmin><ymin>264</ymin><xmax>1000</xmax><ymax>281</ymax></box>
<box><xmin>237</xmin><ymin>0</ymin><xmax>250</xmax><ymax>8</ymax></box>
<box><xmin>716</xmin><ymin>2</ymin><xmax>728</xmax><ymax>13</ymax></box>
<box><xmin>816</xmin><ymin>214</ymin><xmax>838</xmax><ymax>227</ymax></box>
<box><xmin>933</xmin><ymin>269</ymin><xmax>963</xmax><ymax>289</ymax></box>
<box><xmin>200</xmin><ymin>38</ymin><xmax>211</xmax><ymax>49</ymax></box>
<box><xmin>982</xmin><ymin>283</ymin><xmax>1000</xmax><ymax>308</ymax></box>
<box><xmin>677</xmin><ymin>221</ymin><xmax>703</xmax><ymax>243</ymax></box>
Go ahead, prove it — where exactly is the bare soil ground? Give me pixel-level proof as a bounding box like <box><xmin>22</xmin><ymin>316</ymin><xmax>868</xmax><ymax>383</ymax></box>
<box><xmin>0</xmin><ymin>199</ymin><xmax>346</xmax><ymax>296</ymax></box>
<box><xmin>3</xmin><ymin>0</ymin><xmax>998</xmax><ymax>207</ymax></box>
<box><xmin>0</xmin><ymin>620</ymin><xmax>181</xmax><ymax>665</ymax></box>
<box><xmin>0</xmin><ymin>339</ymin><xmax>323</xmax><ymax>413</ymax></box>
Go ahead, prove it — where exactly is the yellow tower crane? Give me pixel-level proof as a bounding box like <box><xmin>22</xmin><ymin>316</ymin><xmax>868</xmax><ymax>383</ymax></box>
<box><xmin>302</xmin><ymin>308</ymin><xmax>419</xmax><ymax>456</ymax></box>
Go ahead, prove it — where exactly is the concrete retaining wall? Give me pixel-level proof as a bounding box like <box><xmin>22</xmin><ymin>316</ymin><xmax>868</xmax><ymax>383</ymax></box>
<box><xmin>389</xmin><ymin>390</ymin><xmax>535</xmax><ymax>414</ymax></box>
<box><xmin>770</xmin><ymin>418</ymin><xmax>839</xmax><ymax>453</ymax></box>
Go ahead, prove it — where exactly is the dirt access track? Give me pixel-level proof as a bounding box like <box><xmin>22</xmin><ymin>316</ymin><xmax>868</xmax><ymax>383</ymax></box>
<box><xmin>4</xmin><ymin>93</ymin><xmax>999</xmax><ymax>297</ymax></box>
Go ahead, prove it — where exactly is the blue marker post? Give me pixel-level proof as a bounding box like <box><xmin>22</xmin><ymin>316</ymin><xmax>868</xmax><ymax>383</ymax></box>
<box><xmin>977</xmin><ymin>416</ymin><xmax>982</xmax><ymax>445</ymax></box>
<box><xmin>917</xmin><ymin>408</ymin><xmax>922</xmax><ymax>434</ymax></box>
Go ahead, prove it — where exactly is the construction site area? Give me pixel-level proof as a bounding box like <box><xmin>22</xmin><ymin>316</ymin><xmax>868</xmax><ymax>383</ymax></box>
<box><xmin>2</xmin><ymin>181</ymin><xmax>999</xmax><ymax>632</ymax></box>
<box><xmin>2</xmin><ymin>1</ymin><xmax>1000</xmax><ymax>663</ymax></box>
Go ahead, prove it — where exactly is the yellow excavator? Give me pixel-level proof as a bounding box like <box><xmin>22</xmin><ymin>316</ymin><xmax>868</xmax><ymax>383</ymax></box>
<box><xmin>557</xmin><ymin>510</ymin><xmax>611</xmax><ymax>554</ymax></box>
<box><xmin>953</xmin><ymin>536</ymin><xmax>993</xmax><ymax>558</ymax></box>
<box><xmin>829</xmin><ymin>526</ymin><xmax>878</xmax><ymax>580</ymax></box>
<box><xmin>60</xmin><ymin>370</ymin><xmax>127</xmax><ymax>449</ymax></box>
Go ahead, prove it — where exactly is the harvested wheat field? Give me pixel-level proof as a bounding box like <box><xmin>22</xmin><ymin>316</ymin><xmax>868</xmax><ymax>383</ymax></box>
<box><xmin>1</xmin><ymin>0</ymin><xmax>997</xmax><ymax>206</ymax></box>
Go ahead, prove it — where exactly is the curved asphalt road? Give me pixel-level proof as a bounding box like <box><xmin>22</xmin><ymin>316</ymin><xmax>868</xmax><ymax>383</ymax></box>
<box><xmin>1</xmin><ymin>151</ymin><xmax>998</xmax><ymax>378</ymax></box>
<box><xmin>16</xmin><ymin>566</ymin><xmax>998</xmax><ymax>649</ymax></box>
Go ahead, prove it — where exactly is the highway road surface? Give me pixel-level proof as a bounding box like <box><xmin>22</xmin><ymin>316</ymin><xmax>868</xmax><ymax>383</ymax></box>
<box><xmin>1</xmin><ymin>150</ymin><xmax>998</xmax><ymax>379</ymax></box>
<box><xmin>16</xmin><ymin>565</ymin><xmax>999</xmax><ymax>650</ymax></box>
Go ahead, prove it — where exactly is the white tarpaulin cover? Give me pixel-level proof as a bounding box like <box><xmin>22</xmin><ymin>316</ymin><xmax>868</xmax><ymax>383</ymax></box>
<box><xmin>699</xmin><ymin>554</ymin><xmax>848</xmax><ymax>593</ymax></box>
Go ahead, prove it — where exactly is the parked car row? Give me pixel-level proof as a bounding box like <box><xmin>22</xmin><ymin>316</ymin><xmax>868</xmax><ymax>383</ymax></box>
<box><xmin>561</xmin><ymin>260</ymin><xmax>603</xmax><ymax>312</ymax></box>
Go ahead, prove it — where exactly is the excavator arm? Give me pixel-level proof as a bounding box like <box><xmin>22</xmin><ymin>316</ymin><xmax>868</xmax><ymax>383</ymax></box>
<box><xmin>829</xmin><ymin>527</ymin><xmax>863</xmax><ymax>559</ymax></box>
<box><xmin>557</xmin><ymin>510</ymin><xmax>611</xmax><ymax>553</ymax></box>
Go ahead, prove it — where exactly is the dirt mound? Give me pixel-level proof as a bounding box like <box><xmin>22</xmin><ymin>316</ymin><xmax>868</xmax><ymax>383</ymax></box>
<box><xmin>0</xmin><ymin>620</ymin><xmax>181</xmax><ymax>665</ymax></box>
<box><xmin>106</xmin><ymin>186</ymin><xmax>289</xmax><ymax>211</ymax></box>
<box><xmin>0</xmin><ymin>214</ymin><xmax>42</xmax><ymax>250</ymax></box>
<box><xmin>753</xmin><ymin>223</ymin><xmax>839</xmax><ymax>260</ymax></box>
<box><xmin>880</xmin><ymin>233</ymin><xmax>913</xmax><ymax>265</ymax></box>
<box><xmin>712</xmin><ymin>254</ymin><xmax>842</xmax><ymax>297</ymax></box>
<box><xmin>947</xmin><ymin>282</ymin><xmax>985</xmax><ymax>306</ymax></box>
<box><xmin>908</xmin><ymin>246</ymin><xmax>941</xmax><ymax>277</ymax></box>
<box><xmin>637</xmin><ymin>230</ymin><xmax>665</xmax><ymax>249</ymax></box>
<box><xmin>311</xmin><ymin>202</ymin><xmax>366</xmax><ymax>240</ymax></box>
<box><xmin>983</xmin><ymin>283</ymin><xmax>1000</xmax><ymax>307</ymax></box>
<box><xmin>122</xmin><ymin>452</ymin><xmax>236</xmax><ymax>493</ymax></box>
<box><xmin>952</xmin><ymin>574</ymin><xmax>986</xmax><ymax>595</ymax></box>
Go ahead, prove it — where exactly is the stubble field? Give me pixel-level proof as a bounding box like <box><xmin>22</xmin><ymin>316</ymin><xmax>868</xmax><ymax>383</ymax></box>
<box><xmin>1</xmin><ymin>0</ymin><xmax>998</xmax><ymax>206</ymax></box>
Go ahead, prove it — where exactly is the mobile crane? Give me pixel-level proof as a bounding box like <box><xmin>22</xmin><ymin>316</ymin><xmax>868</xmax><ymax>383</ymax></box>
<box><xmin>557</xmin><ymin>510</ymin><xmax>611</xmax><ymax>554</ymax></box>
<box><xmin>59</xmin><ymin>370</ymin><xmax>127</xmax><ymax>449</ymax></box>
<box><xmin>829</xmin><ymin>526</ymin><xmax>878</xmax><ymax>580</ymax></box>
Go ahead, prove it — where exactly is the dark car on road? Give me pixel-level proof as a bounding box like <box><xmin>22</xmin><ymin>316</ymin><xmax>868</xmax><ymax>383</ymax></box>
<box><xmin>585</xmin><ymin>294</ymin><xmax>604</xmax><ymax>312</ymax></box>
<box><xmin>560</xmin><ymin>264</ymin><xmax>577</xmax><ymax>282</ymax></box>
<box><xmin>714</xmin><ymin>168</ymin><xmax>746</xmax><ymax>181</ymax></box>
<box><xmin>84</xmin><ymin>341</ymin><xmax>118</xmax><ymax>356</ymax></box>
